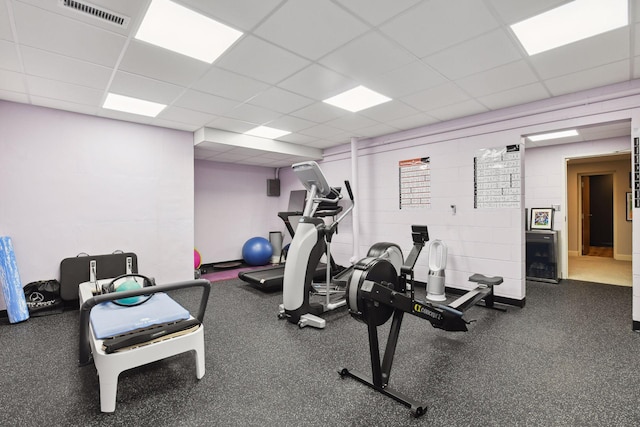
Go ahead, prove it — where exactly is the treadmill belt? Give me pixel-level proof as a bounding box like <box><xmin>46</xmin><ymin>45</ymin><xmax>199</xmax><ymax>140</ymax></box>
<box><xmin>239</xmin><ymin>263</ymin><xmax>327</xmax><ymax>291</ymax></box>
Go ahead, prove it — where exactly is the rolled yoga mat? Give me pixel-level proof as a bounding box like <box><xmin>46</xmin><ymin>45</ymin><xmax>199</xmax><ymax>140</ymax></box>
<box><xmin>0</xmin><ymin>236</ymin><xmax>29</xmax><ymax>323</ymax></box>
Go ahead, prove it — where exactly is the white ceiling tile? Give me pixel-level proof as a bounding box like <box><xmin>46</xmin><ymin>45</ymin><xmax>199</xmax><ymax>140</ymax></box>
<box><xmin>110</xmin><ymin>71</ymin><xmax>185</xmax><ymax>104</ymax></box>
<box><xmin>455</xmin><ymin>60</ymin><xmax>538</xmax><ymax>98</ymax></box>
<box><xmin>0</xmin><ymin>1</ymin><xmax>13</xmax><ymax>41</ymax></box>
<box><xmin>478</xmin><ymin>83</ymin><xmax>549</xmax><ymax>110</ymax></box>
<box><xmin>487</xmin><ymin>0</ymin><xmax>570</xmax><ymax>25</ymax></box>
<box><xmin>362</xmin><ymin>60</ymin><xmax>446</xmax><ymax>99</ymax></box>
<box><xmin>254</xmin><ymin>0</ymin><xmax>369</xmax><ymax>60</ymax></box>
<box><xmin>424</xmin><ymin>29</ymin><xmax>523</xmax><ymax>80</ymax></box>
<box><xmin>208</xmin><ymin>151</ymin><xmax>248</xmax><ymax>162</ymax></box>
<box><xmin>319</xmin><ymin>31</ymin><xmax>415</xmax><ymax>81</ymax></box>
<box><xmin>299</xmin><ymin>124</ymin><xmax>345</xmax><ymax>139</ymax></box>
<box><xmin>216</xmin><ymin>36</ymin><xmax>310</xmax><ymax>84</ymax></box>
<box><xmin>335</xmin><ymin>0</ymin><xmax>421</xmax><ymax>26</ymax></box>
<box><xmin>180</xmin><ymin>0</ymin><xmax>282</xmax><ymax>31</ymax></box>
<box><xmin>174</xmin><ymin>90</ymin><xmax>239</xmax><ymax>115</ymax></box>
<box><xmin>305</xmin><ymin>139</ymin><xmax>339</xmax><ymax>149</ymax></box>
<box><xmin>401</xmin><ymin>82</ymin><xmax>470</xmax><ymax>112</ymax></box>
<box><xmin>156</xmin><ymin>106</ymin><xmax>216</xmax><ymax>126</ymax></box>
<box><xmin>222</xmin><ymin>102</ymin><xmax>283</xmax><ymax>124</ymax></box>
<box><xmin>380</xmin><ymin>0</ymin><xmax>499</xmax><ymax>58</ymax></box>
<box><xmin>260</xmin><ymin>151</ymin><xmax>296</xmax><ymax>160</ymax></box>
<box><xmin>119</xmin><ymin>40</ymin><xmax>210</xmax><ymax>87</ymax></box>
<box><xmin>278</xmin><ymin>64</ymin><xmax>357</xmax><ymax>100</ymax></box>
<box><xmin>426</xmin><ymin>99</ymin><xmax>488</xmax><ymax>121</ymax></box>
<box><xmin>265</xmin><ymin>115</ymin><xmax>317</xmax><ymax>132</ymax></box>
<box><xmin>289</xmin><ymin>101</ymin><xmax>344</xmax><ymax>123</ymax></box>
<box><xmin>386</xmin><ymin>113</ymin><xmax>438</xmax><ymax>131</ymax></box>
<box><xmin>544</xmin><ymin>60</ymin><xmax>630</xmax><ymax>96</ymax></box>
<box><xmin>242</xmin><ymin>156</ymin><xmax>278</xmax><ymax>166</ymax></box>
<box><xmin>1</xmin><ymin>0</ymin><xmax>636</xmax><ymax>167</ymax></box>
<box><xmin>192</xmin><ymin>66</ymin><xmax>270</xmax><ymax>102</ymax></box>
<box><xmin>227</xmin><ymin>149</ymin><xmax>270</xmax><ymax>156</ymax></box>
<box><xmin>277</xmin><ymin>133</ymin><xmax>317</xmax><ymax>144</ymax></box>
<box><xmin>321</xmin><ymin>131</ymin><xmax>352</xmax><ymax>143</ymax></box>
<box><xmin>26</xmin><ymin>75</ymin><xmax>102</xmax><ymax>106</ymax></box>
<box><xmin>248</xmin><ymin>87</ymin><xmax>314</xmax><ymax>114</ymax></box>
<box><xmin>529</xmin><ymin>28</ymin><xmax>630</xmax><ymax>80</ymax></box>
<box><xmin>0</xmin><ymin>40</ymin><xmax>20</xmax><ymax>71</ymax></box>
<box><xmin>12</xmin><ymin>1</ymin><xmax>126</xmax><ymax>67</ymax></box>
<box><xmin>206</xmin><ymin>117</ymin><xmax>258</xmax><ymax>133</ymax></box>
<box><xmin>15</xmin><ymin>0</ymin><xmax>145</xmax><ymax>36</ymax></box>
<box><xmin>21</xmin><ymin>46</ymin><xmax>112</xmax><ymax>90</ymax></box>
<box><xmin>97</xmin><ymin>108</ymin><xmax>154</xmax><ymax>124</ymax></box>
<box><xmin>194</xmin><ymin>147</ymin><xmax>214</xmax><ymax>159</ymax></box>
<box><xmin>0</xmin><ymin>69</ymin><xmax>25</xmax><ymax>92</ymax></box>
<box><xmin>358</xmin><ymin>100</ymin><xmax>419</xmax><ymax>122</ymax></box>
<box><xmin>326</xmin><ymin>114</ymin><xmax>379</xmax><ymax>132</ymax></box>
<box><xmin>354</xmin><ymin>123</ymin><xmax>399</xmax><ymax>138</ymax></box>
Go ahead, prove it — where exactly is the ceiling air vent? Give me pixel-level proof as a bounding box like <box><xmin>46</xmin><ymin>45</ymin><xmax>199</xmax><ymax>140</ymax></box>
<box><xmin>58</xmin><ymin>0</ymin><xmax>130</xmax><ymax>28</ymax></box>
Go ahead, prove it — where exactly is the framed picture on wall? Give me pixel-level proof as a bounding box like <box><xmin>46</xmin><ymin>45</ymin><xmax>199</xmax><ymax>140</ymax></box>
<box><xmin>627</xmin><ymin>192</ymin><xmax>633</xmax><ymax>221</ymax></box>
<box><xmin>530</xmin><ymin>208</ymin><xmax>554</xmax><ymax>230</ymax></box>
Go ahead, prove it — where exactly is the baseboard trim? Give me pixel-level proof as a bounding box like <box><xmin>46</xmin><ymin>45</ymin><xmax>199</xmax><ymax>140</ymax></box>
<box><xmin>633</xmin><ymin>320</ymin><xmax>640</xmax><ymax>332</ymax></box>
<box><xmin>615</xmin><ymin>254</ymin><xmax>632</xmax><ymax>261</ymax></box>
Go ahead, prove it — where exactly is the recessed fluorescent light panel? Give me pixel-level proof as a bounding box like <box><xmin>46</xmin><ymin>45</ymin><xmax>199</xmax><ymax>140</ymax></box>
<box><xmin>511</xmin><ymin>0</ymin><xmax>628</xmax><ymax>56</ymax></box>
<box><xmin>323</xmin><ymin>85</ymin><xmax>391</xmax><ymax>112</ymax></box>
<box><xmin>527</xmin><ymin>130</ymin><xmax>579</xmax><ymax>141</ymax></box>
<box><xmin>245</xmin><ymin>126</ymin><xmax>291</xmax><ymax>139</ymax></box>
<box><xmin>136</xmin><ymin>0</ymin><xmax>242</xmax><ymax>63</ymax></box>
<box><xmin>103</xmin><ymin>93</ymin><xmax>166</xmax><ymax>117</ymax></box>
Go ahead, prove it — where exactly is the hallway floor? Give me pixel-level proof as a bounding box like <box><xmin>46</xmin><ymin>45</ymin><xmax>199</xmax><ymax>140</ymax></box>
<box><xmin>568</xmin><ymin>253</ymin><xmax>632</xmax><ymax>287</ymax></box>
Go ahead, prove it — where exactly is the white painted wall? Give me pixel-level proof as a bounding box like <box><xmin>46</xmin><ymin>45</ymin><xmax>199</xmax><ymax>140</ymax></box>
<box><xmin>0</xmin><ymin>101</ymin><xmax>194</xmax><ymax>310</ymax></box>
<box><xmin>194</xmin><ymin>159</ymin><xmax>282</xmax><ymax>264</ymax></box>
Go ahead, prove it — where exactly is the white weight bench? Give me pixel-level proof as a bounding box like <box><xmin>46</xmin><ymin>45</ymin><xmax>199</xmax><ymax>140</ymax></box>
<box><xmin>78</xmin><ymin>278</ymin><xmax>211</xmax><ymax>412</ymax></box>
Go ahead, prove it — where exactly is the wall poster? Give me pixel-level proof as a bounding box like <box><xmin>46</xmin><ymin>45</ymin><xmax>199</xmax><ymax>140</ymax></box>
<box><xmin>399</xmin><ymin>157</ymin><xmax>430</xmax><ymax>209</ymax></box>
<box><xmin>474</xmin><ymin>144</ymin><xmax>521</xmax><ymax>209</ymax></box>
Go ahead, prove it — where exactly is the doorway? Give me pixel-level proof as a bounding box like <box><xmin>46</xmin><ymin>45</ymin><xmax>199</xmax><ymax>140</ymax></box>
<box><xmin>580</xmin><ymin>174</ymin><xmax>613</xmax><ymax>256</ymax></box>
<box><xmin>566</xmin><ymin>154</ymin><xmax>632</xmax><ymax>286</ymax></box>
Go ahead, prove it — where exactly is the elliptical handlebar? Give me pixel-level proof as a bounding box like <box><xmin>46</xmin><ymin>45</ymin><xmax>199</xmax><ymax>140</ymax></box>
<box><xmin>344</xmin><ymin>180</ymin><xmax>354</xmax><ymax>201</ymax></box>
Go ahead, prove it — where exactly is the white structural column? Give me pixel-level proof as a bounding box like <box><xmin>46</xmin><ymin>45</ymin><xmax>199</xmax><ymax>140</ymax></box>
<box><xmin>350</xmin><ymin>137</ymin><xmax>360</xmax><ymax>262</ymax></box>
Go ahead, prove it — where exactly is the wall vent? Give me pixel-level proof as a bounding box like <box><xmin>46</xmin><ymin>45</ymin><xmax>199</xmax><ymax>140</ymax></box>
<box><xmin>59</xmin><ymin>0</ymin><xmax>130</xmax><ymax>28</ymax></box>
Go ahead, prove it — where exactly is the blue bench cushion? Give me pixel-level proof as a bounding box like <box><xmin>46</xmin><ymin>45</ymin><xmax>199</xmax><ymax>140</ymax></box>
<box><xmin>90</xmin><ymin>292</ymin><xmax>189</xmax><ymax>339</ymax></box>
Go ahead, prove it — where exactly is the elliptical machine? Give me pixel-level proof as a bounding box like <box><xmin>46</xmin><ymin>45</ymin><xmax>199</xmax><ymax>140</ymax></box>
<box><xmin>279</xmin><ymin>161</ymin><xmax>354</xmax><ymax>329</ymax></box>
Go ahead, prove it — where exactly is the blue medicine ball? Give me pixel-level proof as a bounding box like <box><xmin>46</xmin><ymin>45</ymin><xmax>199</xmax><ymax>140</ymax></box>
<box><xmin>242</xmin><ymin>237</ymin><xmax>273</xmax><ymax>266</ymax></box>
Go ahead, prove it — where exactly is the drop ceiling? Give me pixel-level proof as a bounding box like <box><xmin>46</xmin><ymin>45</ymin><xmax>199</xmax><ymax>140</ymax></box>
<box><xmin>1</xmin><ymin>0</ymin><xmax>639</xmax><ymax>167</ymax></box>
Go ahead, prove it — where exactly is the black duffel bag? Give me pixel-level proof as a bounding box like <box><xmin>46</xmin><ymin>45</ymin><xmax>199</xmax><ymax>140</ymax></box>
<box><xmin>23</xmin><ymin>280</ymin><xmax>64</xmax><ymax>316</ymax></box>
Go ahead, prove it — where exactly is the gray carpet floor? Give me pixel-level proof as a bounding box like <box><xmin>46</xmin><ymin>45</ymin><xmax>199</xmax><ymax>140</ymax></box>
<box><xmin>1</xmin><ymin>278</ymin><xmax>639</xmax><ymax>426</ymax></box>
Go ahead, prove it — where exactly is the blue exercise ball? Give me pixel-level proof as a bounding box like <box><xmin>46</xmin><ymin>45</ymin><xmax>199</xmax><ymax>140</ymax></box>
<box><xmin>242</xmin><ymin>237</ymin><xmax>273</xmax><ymax>266</ymax></box>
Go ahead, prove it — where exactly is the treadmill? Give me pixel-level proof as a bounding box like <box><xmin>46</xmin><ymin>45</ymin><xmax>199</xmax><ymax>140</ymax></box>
<box><xmin>239</xmin><ymin>189</ymin><xmax>343</xmax><ymax>291</ymax></box>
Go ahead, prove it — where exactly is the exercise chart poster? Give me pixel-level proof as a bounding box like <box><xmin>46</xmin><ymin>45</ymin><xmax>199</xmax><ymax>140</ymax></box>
<box><xmin>474</xmin><ymin>145</ymin><xmax>521</xmax><ymax>209</ymax></box>
<box><xmin>399</xmin><ymin>157</ymin><xmax>430</xmax><ymax>209</ymax></box>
